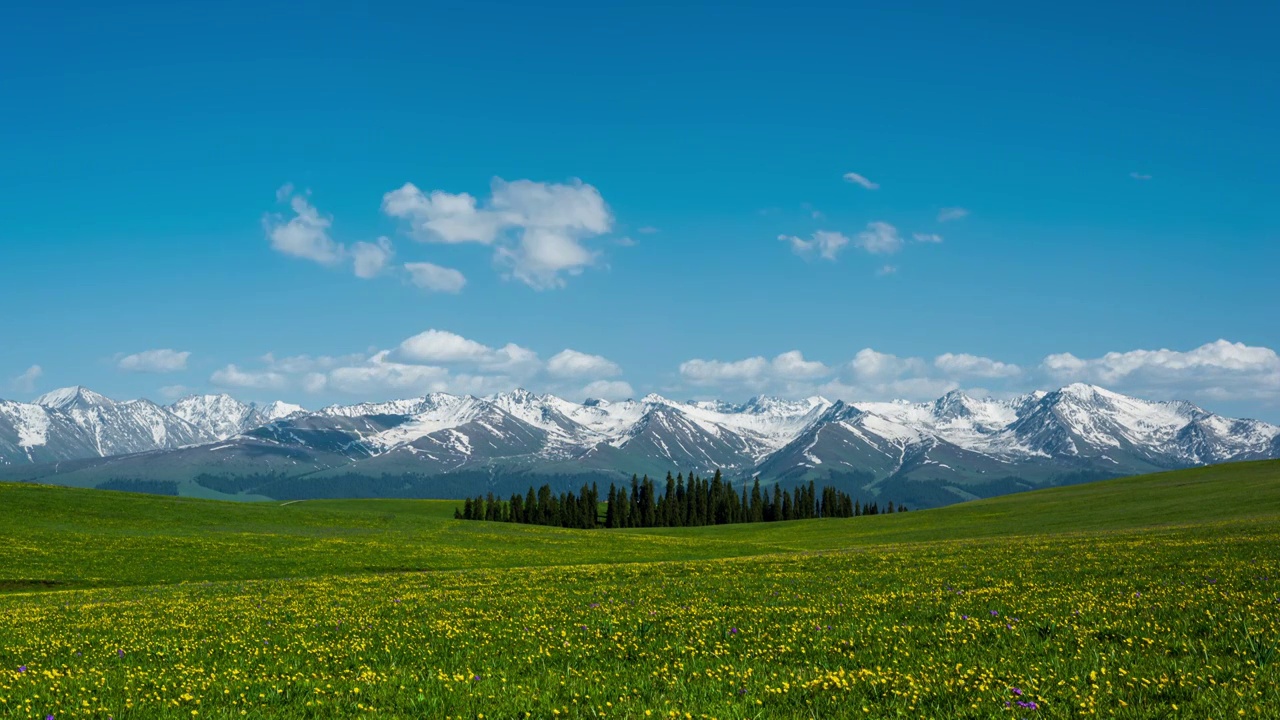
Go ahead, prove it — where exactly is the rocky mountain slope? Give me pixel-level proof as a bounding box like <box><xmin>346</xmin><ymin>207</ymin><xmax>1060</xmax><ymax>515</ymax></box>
<box><xmin>2</xmin><ymin>384</ymin><xmax>1276</xmax><ymax>507</ymax></box>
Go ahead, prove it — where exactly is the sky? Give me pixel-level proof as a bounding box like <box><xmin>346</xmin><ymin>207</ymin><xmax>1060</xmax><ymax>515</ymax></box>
<box><xmin>1</xmin><ymin>1</ymin><xmax>1278</xmax><ymax>420</ymax></box>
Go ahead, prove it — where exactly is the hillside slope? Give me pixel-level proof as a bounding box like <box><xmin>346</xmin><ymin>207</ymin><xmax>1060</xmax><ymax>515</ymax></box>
<box><xmin>1</xmin><ymin>459</ymin><xmax>1276</xmax><ymax>591</ymax></box>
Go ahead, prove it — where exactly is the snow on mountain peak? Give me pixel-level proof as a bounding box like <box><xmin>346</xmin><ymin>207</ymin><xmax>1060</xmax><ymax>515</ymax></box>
<box><xmin>168</xmin><ymin>394</ymin><xmax>260</xmax><ymax>440</ymax></box>
<box><xmin>259</xmin><ymin>401</ymin><xmax>306</xmax><ymax>422</ymax></box>
<box><xmin>35</xmin><ymin>386</ymin><xmax>115</xmax><ymax>410</ymax></box>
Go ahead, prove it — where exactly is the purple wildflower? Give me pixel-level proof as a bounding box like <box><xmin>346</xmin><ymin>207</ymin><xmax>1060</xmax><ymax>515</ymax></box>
<box><xmin>17</xmin><ymin>665</ymin><xmax>27</xmax><ymax>673</ymax></box>
<box><xmin>990</xmin><ymin>610</ymin><xmax>999</xmax><ymax>616</ymax></box>
<box><xmin>729</xmin><ymin>627</ymin><xmax>739</xmax><ymax>635</ymax></box>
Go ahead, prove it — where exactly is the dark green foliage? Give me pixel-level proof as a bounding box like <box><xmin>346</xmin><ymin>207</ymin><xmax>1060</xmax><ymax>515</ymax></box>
<box><xmin>96</xmin><ymin>478</ymin><xmax>180</xmax><ymax>496</ymax></box>
<box><xmin>458</xmin><ymin>469</ymin><xmax>888</xmax><ymax>529</ymax></box>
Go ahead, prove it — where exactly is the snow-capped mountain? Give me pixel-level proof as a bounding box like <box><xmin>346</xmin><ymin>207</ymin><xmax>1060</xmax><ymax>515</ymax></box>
<box><xmin>0</xmin><ymin>388</ymin><xmax>305</xmax><ymax>466</ymax></box>
<box><xmin>2</xmin><ymin>384</ymin><xmax>1276</xmax><ymax>508</ymax></box>
<box><xmin>169</xmin><ymin>394</ymin><xmax>305</xmax><ymax>440</ymax></box>
<box><xmin>0</xmin><ymin>387</ymin><xmax>213</xmax><ymax>464</ymax></box>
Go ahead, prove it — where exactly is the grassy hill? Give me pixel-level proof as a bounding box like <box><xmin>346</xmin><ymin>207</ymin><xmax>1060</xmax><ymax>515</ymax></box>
<box><xmin>2</xmin><ymin>460</ymin><xmax>1278</xmax><ymax>719</ymax></box>
<box><xmin>2</xmin><ymin>459</ymin><xmax>1276</xmax><ymax>591</ymax></box>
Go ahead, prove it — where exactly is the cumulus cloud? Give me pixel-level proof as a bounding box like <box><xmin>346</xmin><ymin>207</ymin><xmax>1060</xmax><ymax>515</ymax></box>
<box><xmin>384</xmin><ymin>177</ymin><xmax>614</xmax><ymax>289</ymax></box>
<box><xmin>117</xmin><ymin>349</ymin><xmax>190</xmax><ymax>374</ymax></box>
<box><xmin>210</xmin><ymin>364</ymin><xmax>288</xmax><ymax>391</ymax></box>
<box><xmin>855</xmin><ymin>222</ymin><xmax>904</xmax><ymax>255</ymax></box>
<box><xmin>680</xmin><ymin>356</ymin><xmax>770</xmax><ymax>386</ymax></box>
<box><xmin>934</xmin><ymin>353</ymin><xmax>1021</xmax><ymax>379</ymax></box>
<box><xmin>204</xmin><ymin>328</ymin><xmax>628</xmax><ymax>402</ymax></box>
<box><xmin>1041</xmin><ymin>339</ymin><xmax>1280</xmax><ymax>402</ymax></box>
<box><xmin>325</xmin><ymin>351</ymin><xmax>451</xmax><ymax>395</ymax></box>
<box><xmin>404</xmin><ymin>262</ymin><xmax>467</xmax><ymax>293</ymax></box>
<box><xmin>913</xmin><ymin>233</ymin><xmax>943</xmax><ymax>243</ymax></box>
<box><xmin>11</xmin><ymin>365</ymin><xmax>42</xmax><ymax>393</ymax></box>
<box><xmin>158</xmin><ymin>385</ymin><xmax>190</xmax><ymax>400</ymax></box>
<box><xmin>680</xmin><ymin>351</ymin><xmax>829</xmax><ymax>389</ymax></box>
<box><xmin>351</xmin><ymin>237</ymin><xmax>394</xmax><ymax>279</ymax></box>
<box><xmin>265</xmin><ymin>186</ymin><xmax>402</xmax><ymax>283</ymax></box>
<box><xmin>842</xmin><ymin>172</ymin><xmax>880</xmax><ymax>190</ymax></box>
<box><xmin>780</xmin><ymin>230</ymin><xmax>850</xmax><ymax>261</ymax></box>
<box><xmin>381</xmin><ymin>184</ymin><xmax>502</xmax><ymax>244</ymax></box>
<box><xmin>849</xmin><ymin>349</ymin><xmax>927</xmax><ymax>383</ymax></box>
<box><xmin>399</xmin><ymin>329</ymin><xmax>496</xmax><ymax>363</ymax></box>
<box><xmin>937</xmin><ymin>207</ymin><xmax>970</xmax><ymax>222</ymax></box>
<box><xmin>582</xmin><ymin>379</ymin><xmax>635</xmax><ymax>400</ymax></box>
<box><xmin>265</xmin><ymin>185</ymin><xmax>345</xmax><ymax>265</ymax></box>
<box><xmin>547</xmin><ymin>349</ymin><xmax>622</xmax><ymax>379</ymax></box>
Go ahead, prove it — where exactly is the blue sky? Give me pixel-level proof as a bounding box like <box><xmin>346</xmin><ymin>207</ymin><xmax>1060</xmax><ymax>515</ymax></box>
<box><xmin>2</xmin><ymin>1</ymin><xmax>1278</xmax><ymax>419</ymax></box>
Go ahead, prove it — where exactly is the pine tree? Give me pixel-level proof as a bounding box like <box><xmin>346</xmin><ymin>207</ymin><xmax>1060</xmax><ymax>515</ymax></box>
<box><xmin>641</xmin><ymin>476</ymin><xmax>657</xmax><ymax>527</ymax></box>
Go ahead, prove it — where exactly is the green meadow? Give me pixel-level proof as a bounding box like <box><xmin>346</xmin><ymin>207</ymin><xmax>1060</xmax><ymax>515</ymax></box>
<box><xmin>1</xmin><ymin>461</ymin><xmax>1278</xmax><ymax>718</ymax></box>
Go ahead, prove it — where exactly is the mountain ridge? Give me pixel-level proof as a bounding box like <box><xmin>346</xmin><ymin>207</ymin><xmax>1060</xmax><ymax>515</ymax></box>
<box><xmin>2</xmin><ymin>384</ymin><xmax>1277</xmax><ymax>507</ymax></box>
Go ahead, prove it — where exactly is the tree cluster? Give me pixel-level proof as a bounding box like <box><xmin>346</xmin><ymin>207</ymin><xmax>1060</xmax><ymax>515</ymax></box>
<box><xmin>455</xmin><ymin>469</ymin><xmax>907</xmax><ymax>529</ymax></box>
<box><xmin>458</xmin><ymin>483</ymin><xmax>602</xmax><ymax>529</ymax></box>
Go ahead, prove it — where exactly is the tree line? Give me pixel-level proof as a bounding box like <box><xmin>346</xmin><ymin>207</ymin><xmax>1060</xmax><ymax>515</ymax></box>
<box><xmin>455</xmin><ymin>469</ymin><xmax>906</xmax><ymax>529</ymax></box>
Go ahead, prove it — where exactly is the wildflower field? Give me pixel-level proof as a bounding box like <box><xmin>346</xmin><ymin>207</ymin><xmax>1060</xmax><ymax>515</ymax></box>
<box><xmin>1</xmin><ymin>461</ymin><xmax>1278</xmax><ymax>718</ymax></box>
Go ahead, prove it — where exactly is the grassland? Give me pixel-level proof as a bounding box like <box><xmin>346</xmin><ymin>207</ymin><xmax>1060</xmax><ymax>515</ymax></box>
<box><xmin>1</xmin><ymin>461</ymin><xmax>1278</xmax><ymax>718</ymax></box>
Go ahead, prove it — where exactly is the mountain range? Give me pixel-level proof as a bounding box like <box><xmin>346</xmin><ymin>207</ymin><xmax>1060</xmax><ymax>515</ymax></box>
<box><xmin>1</xmin><ymin>384</ymin><xmax>1277</xmax><ymax>508</ymax></box>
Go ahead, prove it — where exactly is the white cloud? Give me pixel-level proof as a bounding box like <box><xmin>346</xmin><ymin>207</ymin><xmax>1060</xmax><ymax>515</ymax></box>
<box><xmin>935</xmin><ymin>353</ymin><xmax>1022</xmax><ymax>379</ymax></box>
<box><xmin>399</xmin><ymin>329</ymin><xmax>495</xmax><ymax>363</ymax></box>
<box><xmin>210</xmin><ymin>364</ymin><xmax>288</xmax><ymax>391</ymax></box>
<box><xmin>913</xmin><ymin>233</ymin><xmax>943</xmax><ymax>243</ymax></box>
<box><xmin>1041</xmin><ymin>339</ymin><xmax>1280</xmax><ymax>402</ymax></box>
<box><xmin>680</xmin><ymin>356</ymin><xmax>770</xmax><ymax>386</ymax></box>
<box><xmin>158</xmin><ymin>385</ymin><xmax>190</xmax><ymax>400</ymax></box>
<box><xmin>301</xmin><ymin>373</ymin><xmax>329</xmax><ymax>394</ymax></box>
<box><xmin>352</xmin><ymin>237</ymin><xmax>394</xmax><ymax>279</ymax></box>
<box><xmin>117</xmin><ymin>349</ymin><xmax>190</xmax><ymax>374</ymax></box>
<box><xmin>404</xmin><ymin>262</ymin><xmax>467</xmax><ymax>293</ymax></box>
<box><xmin>842</xmin><ymin>172</ymin><xmax>880</xmax><ymax>190</ymax></box>
<box><xmin>779</xmin><ymin>230</ymin><xmax>850</xmax><ymax>261</ymax></box>
<box><xmin>265</xmin><ymin>186</ymin><xmax>345</xmax><ymax>265</ymax></box>
<box><xmin>850</xmin><ymin>349</ymin><xmax>927</xmax><ymax>383</ymax></box>
<box><xmin>496</xmin><ymin>226</ymin><xmax>597</xmax><ymax>289</ymax></box>
<box><xmin>876</xmin><ymin>265</ymin><xmax>897</xmax><ymax>276</ymax></box>
<box><xmin>11</xmin><ymin>365</ymin><xmax>42</xmax><ymax>393</ymax></box>
<box><xmin>1130</xmin><ymin>172</ymin><xmax>1152</xmax><ymax>181</ymax></box>
<box><xmin>938</xmin><ymin>207</ymin><xmax>970</xmax><ymax>222</ymax></box>
<box><xmin>382</xmin><ymin>184</ymin><xmax>503</xmax><ymax>244</ymax></box>
<box><xmin>855</xmin><ymin>221</ymin><xmax>904</xmax><ymax>255</ymax></box>
<box><xmin>384</xmin><ymin>177</ymin><xmax>614</xmax><ymax>289</ymax></box>
<box><xmin>326</xmin><ymin>351</ymin><xmax>451</xmax><ymax>395</ymax></box>
<box><xmin>771</xmin><ymin>350</ymin><xmax>829</xmax><ymax>379</ymax></box>
<box><xmin>582</xmin><ymin>379</ymin><xmax>635</xmax><ymax>400</ymax></box>
<box><xmin>485</xmin><ymin>343</ymin><xmax>543</xmax><ymax>375</ymax></box>
<box><xmin>680</xmin><ymin>351</ymin><xmax>829</xmax><ymax>389</ymax></box>
<box><xmin>207</xmin><ymin>328</ymin><xmax>629</xmax><ymax>401</ymax></box>
<box><xmin>547</xmin><ymin>349</ymin><xmax>622</xmax><ymax>379</ymax></box>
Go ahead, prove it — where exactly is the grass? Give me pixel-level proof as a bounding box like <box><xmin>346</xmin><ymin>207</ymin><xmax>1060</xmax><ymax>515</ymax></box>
<box><xmin>2</xmin><ymin>460</ymin><xmax>1277</xmax><ymax>591</ymax></box>
<box><xmin>0</xmin><ymin>460</ymin><xmax>1278</xmax><ymax>718</ymax></box>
